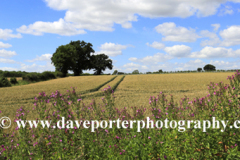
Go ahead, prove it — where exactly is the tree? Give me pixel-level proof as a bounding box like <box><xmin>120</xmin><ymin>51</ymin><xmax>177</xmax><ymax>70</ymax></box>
<box><xmin>132</xmin><ymin>70</ymin><xmax>139</xmax><ymax>74</ymax></box>
<box><xmin>158</xmin><ymin>69</ymin><xmax>163</xmax><ymax>73</ymax></box>
<box><xmin>197</xmin><ymin>68</ymin><xmax>202</xmax><ymax>72</ymax></box>
<box><xmin>91</xmin><ymin>54</ymin><xmax>113</xmax><ymax>75</ymax></box>
<box><xmin>112</xmin><ymin>70</ymin><xmax>118</xmax><ymax>75</ymax></box>
<box><xmin>51</xmin><ymin>44</ymin><xmax>75</xmax><ymax>77</ymax></box>
<box><xmin>69</xmin><ymin>40</ymin><xmax>95</xmax><ymax>76</ymax></box>
<box><xmin>203</xmin><ymin>64</ymin><xmax>216</xmax><ymax>71</ymax></box>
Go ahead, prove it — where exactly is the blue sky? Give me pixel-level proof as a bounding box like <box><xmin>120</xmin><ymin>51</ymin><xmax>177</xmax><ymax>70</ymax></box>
<box><xmin>1</xmin><ymin>0</ymin><xmax>240</xmax><ymax>74</ymax></box>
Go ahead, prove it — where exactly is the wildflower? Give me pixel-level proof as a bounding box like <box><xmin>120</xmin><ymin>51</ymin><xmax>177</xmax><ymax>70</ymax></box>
<box><xmin>120</xmin><ymin>152</ymin><xmax>122</xmax><ymax>155</ymax></box>
<box><xmin>134</xmin><ymin>135</ymin><xmax>136</xmax><ymax>138</ymax></box>
<box><xmin>60</xmin><ymin>140</ymin><xmax>62</xmax><ymax>142</ymax></box>
<box><xmin>148</xmin><ymin>137</ymin><xmax>151</xmax><ymax>139</ymax></box>
<box><xmin>116</xmin><ymin>136</ymin><xmax>120</xmax><ymax>139</ymax></box>
<box><xmin>109</xmin><ymin>145</ymin><xmax>111</xmax><ymax>148</ymax></box>
<box><xmin>235</xmin><ymin>144</ymin><xmax>237</xmax><ymax>146</ymax></box>
<box><xmin>1</xmin><ymin>145</ymin><xmax>4</xmax><ymax>148</ymax></box>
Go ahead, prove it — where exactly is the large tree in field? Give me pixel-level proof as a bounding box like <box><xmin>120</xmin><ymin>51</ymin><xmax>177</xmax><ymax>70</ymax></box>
<box><xmin>51</xmin><ymin>40</ymin><xmax>96</xmax><ymax>76</ymax></box>
<box><xmin>51</xmin><ymin>44</ymin><xmax>75</xmax><ymax>77</ymax></box>
<box><xmin>91</xmin><ymin>54</ymin><xmax>113</xmax><ymax>75</ymax></box>
<box><xmin>69</xmin><ymin>40</ymin><xmax>95</xmax><ymax>76</ymax></box>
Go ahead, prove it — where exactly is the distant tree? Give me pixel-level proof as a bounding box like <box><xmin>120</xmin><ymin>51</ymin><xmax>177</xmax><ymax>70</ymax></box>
<box><xmin>132</xmin><ymin>70</ymin><xmax>139</xmax><ymax>74</ymax></box>
<box><xmin>91</xmin><ymin>54</ymin><xmax>113</xmax><ymax>75</ymax></box>
<box><xmin>158</xmin><ymin>69</ymin><xmax>163</xmax><ymax>73</ymax></box>
<box><xmin>112</xmin><ymin>70</ymin><xmax>118</xmax><ymax>75</ymax></box>
<box><xmin>197</xmin><ymin>68</ymin><xmax>202</xmax><ymax>72</ymax></box>
<box><xmin>204</xmin><ymin>64</ymin><xmax>216</xmax><ymax>71</ymax></box>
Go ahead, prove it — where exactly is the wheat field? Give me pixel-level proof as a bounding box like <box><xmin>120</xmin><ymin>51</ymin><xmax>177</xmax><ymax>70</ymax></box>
<box><xmin>0</xmin><ymin>72</ymin><xmax>235</xmax><ymax>121</ymax></box>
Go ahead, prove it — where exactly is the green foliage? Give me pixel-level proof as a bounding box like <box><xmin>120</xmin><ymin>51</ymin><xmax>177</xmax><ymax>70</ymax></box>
<box><xmin>22</xmin><ymin>72</ymin><xmax>56</xmax><ymax>82</ymax></box>
<box><xmin>146</xmin><ymin>72</ymin><xmax>152</xmax><ymax>74</ymax></box>
<box><xmin>197</xmin><ymin>68</ymin><xmax>202</xmax><ymax>72</ymax></box>
<box><xmin>55</xmin><ymin>71</ymin><xmax>65</xmax><ymax>77</ymax></box>
<box><xmin>0</xmin><ymin>77</ymin><xmax>11</xmax><ymax>87</ymax></box>
<box><xmin>0</xmin><ymin>70</ymin><xmax>28</xmax><ymax>77</ymax></box>
<box><xmin>117</xmin><ymin>72</ymin><xmax>125</xmax><ymax>75</ymax></box>
<box><xmin>112</xmin><ymin>70</ymin><xmax>118</xmax><ymax>75</ymax></box>
<box><xmin>158</xmin><ymin>69</ymin><xmax>163</xmax><ymax>73</ymax></box>
<box><xmin>10</xmin><ymin>77</ymin><xmax>18</xmax><ymax>84</ymax></box>
<box><xmin>204</xmin><ymin>64</ymin><xmax>216</xmax><ymax>71</ymax></box>
<box><xmin>132</xmin><ymin>70</ymin><xmax>139</xmax><ymax>74</ymax></box>
<box><xmin>92</xmin><ymin>54</ymin><xmax>113</xmax><ymax>75</ymax></box>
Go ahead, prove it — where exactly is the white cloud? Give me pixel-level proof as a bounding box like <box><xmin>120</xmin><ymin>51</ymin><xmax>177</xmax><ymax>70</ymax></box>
<box><xmin>176</xmin><ymin>59</ymin><xmax>206</xmax><ymax>71</ymax></box>
<box><xmin>0</xmin><ymin>58</ymin><xmax>17</xmax><ymax>64</ymax></box>
<box><xmin>0</xmin><ymin>49</ymin><xmax>17</xmax><ymax>58</ymax></box>
<box><xmin>0</xmin><ymin>29</ymin><xmax>22</xmax><ymax>40</ymax></box>
<box><xmin>200</xmin><ymin>30</ymin><xmax>221</xmax><ymax>47</ymax></box>
<box><xmin>129</xmin><ymin>53</ymin><xmax>172</xmax><ymax>65</ymax></box>
<box><xmin>219</xmin><ymin>25</ymin><xmax>240</xmax><ymax>46</ymax></box>
<box><xmin>189</xmin><ymin>46</ymin><xmax>239</xmax><ymax>58</ymax></box>
<box><xmin>155</xmin><ymin>22</ymin><xmax>200</xmax><ymax>42</ymax></box>
<box><xmin>0</xmin><ymin>42</ymin><xmax>12</xmax><ymax>48</ymax></box>
<box><xmin>164</xmin><ymin>45</ymin><xmax>191</xmax><ymax>57</ymax></box>
<box><xmin>20</xmin><ymin>61</ymin><xmax>55</xmax><ymax>72</ymax></box>
<box><xmin>219</xmin><ymin>5</ymin><xmax>234</xmax><ymax>15</ymax></box>
<box><xmin>26</xmin><ymin>54</ymin><xmax>52</xmax><ymax>62</ymax></box>
<box><xmin>0</xmin><ymin>67</ymin><xmax>18</xmax><ymax>71</ymax></box>
<box><xmin>146</xmin><ymin>41</ymin><xmax>165</xmax><ymax>50</ymax></box>
<box><xmin>211</xmin><ymin>24</ymin><xmax>220</xmax><ymax>32</ymax></box>
<box><xmin>16</xmin><ymin>0</ymin><xmax>240</xmax><ymax>35</ymax></box>
<box><xmin>17</xmin><ymin>18</ymin><xmax>86</xmax><ymax>36</ymax></box>
<box><xmin>95</xmin><ymin>42</ymin><xmax>128</xmax><ymax>57</ymax></box>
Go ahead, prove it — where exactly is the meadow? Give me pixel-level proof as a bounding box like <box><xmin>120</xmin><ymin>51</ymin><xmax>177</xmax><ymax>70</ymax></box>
<box><xmin>1</xmin><ymin>71</ymin><xmax>240</xmax><ymax>159</ymax></box>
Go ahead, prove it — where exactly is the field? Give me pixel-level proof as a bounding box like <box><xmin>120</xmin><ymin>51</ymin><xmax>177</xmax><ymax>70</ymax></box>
<box><xmin>0</xmin><ymin>72</ymin><xmax>234</xmax><ymax>132</ymax></box>
<box><xmin>1</xmin><ymin>71</ymin><xmax>240</xmax><ymax>159</ymax></box>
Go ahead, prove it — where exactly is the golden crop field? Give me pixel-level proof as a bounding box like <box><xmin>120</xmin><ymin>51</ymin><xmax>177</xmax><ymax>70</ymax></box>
<box><xmin>0</xmin><ymin>72</ymin><xmax>236</xmax><ymax>134</ymax></box>
<box><xmin>76</xmin><ymin>72</ymin><xmax>235</xmax><ymax>109</ymax></box>
<box><xmin>0</xmin><ymin>75</ymin><xmax>115</xmax><ymax>107</ymax></box>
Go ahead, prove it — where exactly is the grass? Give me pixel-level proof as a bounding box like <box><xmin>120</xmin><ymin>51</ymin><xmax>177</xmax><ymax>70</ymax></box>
<box><xmin>1</xmin><ymin>72</ymin><xmax>240</xmax><ymax>159</ymax></box>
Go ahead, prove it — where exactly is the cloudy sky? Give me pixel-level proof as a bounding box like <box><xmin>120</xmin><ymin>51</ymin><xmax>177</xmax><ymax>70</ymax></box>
<box><xmin>1</xmin><ymin>0</ymin><xmax>240</xmax><ymax>73</ymax></box>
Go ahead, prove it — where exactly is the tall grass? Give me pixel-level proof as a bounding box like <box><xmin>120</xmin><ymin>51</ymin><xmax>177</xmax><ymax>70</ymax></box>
<box><xmin>1</xmin><ymin>71</ymin><xmax>240</xmax><ymax>159</ymax></box>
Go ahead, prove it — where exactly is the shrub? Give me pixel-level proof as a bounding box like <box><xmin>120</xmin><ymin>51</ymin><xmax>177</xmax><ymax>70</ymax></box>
<box><xmin>0</xmin><ymin>77</ymin><xmax>11</xmax><ymax>87</ymax></box>
<box><xmin>10</xmin><ymin>77</ymin><xmax>18</xmax><ymax>84</ymax></box>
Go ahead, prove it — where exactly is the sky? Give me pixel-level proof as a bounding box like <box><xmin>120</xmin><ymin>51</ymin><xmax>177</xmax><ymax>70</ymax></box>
<box><xmin>1</xmin><ymin>0</ymin><xmax>240</xmax><ymax>74</ymax></box>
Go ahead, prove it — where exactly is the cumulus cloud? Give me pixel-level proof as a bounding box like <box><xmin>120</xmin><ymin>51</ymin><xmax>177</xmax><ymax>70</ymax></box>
<box><xmin>155</xmin><ymin>22</ymin><xmax>200</xmax><ymax>42</ymax></box>
<box><xmin>16</xmin><ymin>0</ymin><xmax>240</xmax><ymax>35</ymax></box>
<box><xmin>129</xmin><ymin>53</ymin><xmax>172</xmax><ymax>65</ymax></box>
<box><xmin>0</xmin><ymin>29</ymin><xmax>22</xmax><ymax>40</ymax></box>
<box><xmin>175</xmin><ymin>59</ymin><xmax>206</xmax><ymax>71</ymax></box>
<box><xmin>0</xmin><ymin>49</ymin><xmax>17</xmax><ymax>58</ymax></box>
<box><xmin>146</xmin><ymin>41</ymin><xmax>165</xmax><ymax>50</ymax></box>
<box><xmin>211</xmin><ymin>24</ymin><xmax>220</xmax><ymax>31</ymax></box>
<box><xmin>189</xmin><ymin>46</ymin><xmax>240</xmax><ymax>58</ymax></box>
<box><xmin>26</xmin><ymin>54</ymin><xmax>52</xmax><ymax>62</ymax></box>
<box><xmin>164</xmin><ymin>45</ymin><xmax>191</xmax><ymax>57</ymax></box>
<box><xmin>17</xmin><ymin>18</ymin><xmax>86</xmax><ymax>36</ymax></box>
<box><xmin>219</xmin><ymin>25</ymin><xmax>240</xmax><ymax>46</ymax></box>
<box><xmin>95</xmin><ymin>42</ymin><xmax>128</xmax><ymax>57</ymax></box>
<box><xmin>20</xmin><ymin>61</ymin><xmax>55</xmax><ymax>72</ymax></box>
<box><xmin>0</xmin><ymin>42</ymin><xmax>12</xmax><ymax>48</ymax></box>
<box><xmin>0</xmin><ymin>58</ymin><xmax>17</xmax><ymax>64</ymax></box>
<box><xmin>200</xmin><ymin>30</ymin><xmax>221</xmax><ymax>47</ymax></box>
